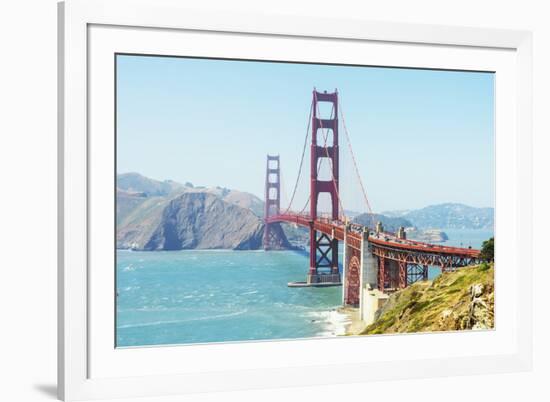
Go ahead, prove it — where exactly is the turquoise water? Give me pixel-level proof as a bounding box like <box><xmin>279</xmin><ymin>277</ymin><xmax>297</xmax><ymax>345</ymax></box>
<box><xmin>116</xmin><ymin>229</ymin><xmax>493</xmax><ymax>347</ymax></box>
<box><xmin>116</xmin><ymin>250</ymin><xmax>343</xmax><ymax>347</ymax></box>
<box><xmin>442</xmin><ymin>228</ymin><xmax>493</xmax><ymax>249</ymax></box>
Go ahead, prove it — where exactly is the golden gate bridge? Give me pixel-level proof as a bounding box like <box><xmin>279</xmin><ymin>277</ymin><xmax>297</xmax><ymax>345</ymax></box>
<box><xmin>263</xmin><ymin>89</ymin><xmax>481</xmax><ymax>308</ymax></box>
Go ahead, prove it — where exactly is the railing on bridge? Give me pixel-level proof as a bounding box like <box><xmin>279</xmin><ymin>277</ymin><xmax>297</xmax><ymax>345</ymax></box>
<box><xmin>268</xmin><ymin>212</ymin><xmax>480</xmax><ymax>258</ymax></box>
<box><xmin>267</xmin><ymin>211</ymin><xmax>482</xmax><ymax>293</ymax></box>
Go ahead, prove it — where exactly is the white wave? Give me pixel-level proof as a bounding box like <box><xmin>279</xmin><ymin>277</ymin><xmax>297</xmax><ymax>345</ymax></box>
<box><xmin>240</xmin><ymin>290</ymin><xmax>259</xmax><ymax>295</ymax></box>
<box><xmin>307</xmin><ymin>309</ymin><xmax>351</xmax><ymax>337</ymax></box>
<box><xmin>117</xmin><ymin>309</ymin><xmax>248</xmax><ymax>329</ymax></box>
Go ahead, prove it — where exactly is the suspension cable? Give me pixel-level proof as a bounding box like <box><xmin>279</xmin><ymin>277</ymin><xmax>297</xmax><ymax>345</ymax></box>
<box><xmin>298</xmin><ymin>195</ymin><xmax>310</xmax><ymax>215</ymax></box>
<box><xmin>279</xmin><ymin>168</ymin><xmax>290</xmax><ymax>212</ymax></box>
<box><xmin>281</xmin><ymin>100</ymin><xmax>313</xmax><ymax>215</ymax></box>
<box><xmin>338</xmin><ymin>96</ymin><xmax>375</xmax><ymax>227</ymax></box>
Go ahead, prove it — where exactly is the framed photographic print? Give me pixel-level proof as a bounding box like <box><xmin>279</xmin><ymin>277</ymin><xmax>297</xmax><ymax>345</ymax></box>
<box><xmin>58</xmin><ymin>0</ymin><xmax>533</xmax><ymax>400</ymax></box>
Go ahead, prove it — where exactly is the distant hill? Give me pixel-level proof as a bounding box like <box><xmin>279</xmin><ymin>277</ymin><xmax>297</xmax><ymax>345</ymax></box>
<box><xmin>353</xmin><ymin>203</ymin><xmax>493</xmax><ymax>240</ymax></box>
<box><xmin>117</xmin><ymin>173</ymin><xmax>264</xmax><ymax>216</ymax></box>
<box><xmin>379</xmin><ymin>209</ymin><xmax>411</xmax><ymax>218</ymax></box>
<box><xmin>392</xmin><ymin>203</ymin><xmax>494</xmax><ymax>230</ymax></box>
<box><xmin>353</xmin><ymin>213</ymin><xmax>413</xmax><ymax>233</ymax></box>
<box><xmin>117</xmin><ymin>172</ymin><xmax>187</xmax><ymax>197</ymax></box>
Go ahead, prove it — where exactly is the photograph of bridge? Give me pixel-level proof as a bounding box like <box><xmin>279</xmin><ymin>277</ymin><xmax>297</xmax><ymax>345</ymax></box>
<box><xmin>115</xmin><ymin>54</ymin><xmax>495</xmax><ymax>347</ymax></box>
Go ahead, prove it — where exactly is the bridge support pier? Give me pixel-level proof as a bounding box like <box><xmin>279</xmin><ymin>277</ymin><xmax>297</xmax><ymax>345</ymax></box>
<box><xmin>342</xmin><ymin>228</ymin><xmax>390</xmax><ymax>325</ymax></box>
<box><xmin>307</xmin><ymin>231</ymin><xmax>340</xmax><ymax>284</ymax></box>
<box><xmin>343</xmin><ymin>228</ymin><xmax>377</xmax><ymax>307</ymax></box>
<box><xmin>378</xmin><ymin>256</ymin><xmax>387</xmax><ymax>291</ymax></box>
<box><xmin>342</xmin><ymin>230</ymin><xmax>361</xmax><ymax>305</ymax></box>
<box><xmin>398</xmin><ymin>261</ymin><xmax>407</xmax><ymax>289</ymax></box>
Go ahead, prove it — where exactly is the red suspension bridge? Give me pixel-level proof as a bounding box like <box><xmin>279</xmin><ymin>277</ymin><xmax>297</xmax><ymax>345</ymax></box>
<box><xmin>264</xmin><ymin>89</ymin><xmax>481</xmax><ymax>307</ymax></box>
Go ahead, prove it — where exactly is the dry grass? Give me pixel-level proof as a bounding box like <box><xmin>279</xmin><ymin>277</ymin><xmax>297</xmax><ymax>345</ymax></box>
<box><xmin>361</xmin><ymin>263</ymin><xmax>494</xmax><ymax>335</ymax></box>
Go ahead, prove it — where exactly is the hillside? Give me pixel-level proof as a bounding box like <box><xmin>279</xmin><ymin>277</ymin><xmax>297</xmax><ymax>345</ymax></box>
<box><xmin>353</xmin><ymin>213</ymin><xmax>413</xmax><ymax>233</ymax></box>
<box><xmin>117</xmin><ymin>172</ymin><xmax>187</xmax><ymax>196</ymax></box>
<box><xmin>117</xmin><ymin>173</ymin><xmax>265</xmax><ymax>217</ymax></box>
<box><xmin>116</xmin><ymin>191</ymin><xmax>171</xmax><ymax>248</ymax></box>
<box><xmin>200</xmin><ymin>186</ymin><xmax>264</xmax><ymax>217</ymax></box>
<box><xmin>118</xmin><ymin>192</ymin><xmax>264</xmax><ymax>250</ymax></box>
<box><xmin>383</xmin><ymin>203</ymin><xmax>494</xmax><ymax>230</ymax></box>
<box><xmin>117</xmin><ymin>189</ymin><xmax>150</xmax><ymax>225</ymax></box>
<box><xmin>362</xmin><ymin>263</ymin><xmax>494</xmax><ymax>335</ymax></box>
<box><xmin>116</xmin><ymin>173</ymin><xmax>270</xmax><ymax>250</ymax></box>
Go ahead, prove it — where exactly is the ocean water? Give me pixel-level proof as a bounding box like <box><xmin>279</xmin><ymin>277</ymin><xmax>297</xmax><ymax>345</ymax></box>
<box><xmin>442</xmin><ymin>228</ymin><xmax>493</xmax><ymax>249</ymax></box>
<box><xmin>116</xmin><ymin>228</ymin><xmax>493</xmax><ymax>347</ymax></box>
<box><xmin>116</xmin><ymin>250</ymin><xmax>344</xmax><ymax>347</ymax></box>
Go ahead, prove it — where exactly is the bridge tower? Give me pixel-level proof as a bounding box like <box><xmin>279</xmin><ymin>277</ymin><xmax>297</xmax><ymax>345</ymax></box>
<box><xmin>263</xmin><ymin>155</ymin><xmax>289</xmax><ymax>250</ymax></box>
<box><xmin>308</xmin><ymin>90</ymin><xmax>341</xmax><ymax>285</ymax></box>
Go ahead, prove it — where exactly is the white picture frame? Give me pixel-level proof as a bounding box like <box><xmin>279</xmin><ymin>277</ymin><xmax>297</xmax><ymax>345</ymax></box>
<box><xmin>58</xmin><ymin>0</ymin><xmax>533</xmax><ymax>400</ymax></box>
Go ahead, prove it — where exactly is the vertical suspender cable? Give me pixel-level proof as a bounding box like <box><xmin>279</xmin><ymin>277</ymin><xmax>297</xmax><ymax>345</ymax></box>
<box><xmin>338</xmin><ymin>97</ymin><xmax>375</xmax><ymax>227</ymax></box>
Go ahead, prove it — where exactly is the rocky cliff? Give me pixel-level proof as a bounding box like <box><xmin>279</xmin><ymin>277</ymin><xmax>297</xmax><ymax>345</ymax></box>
<box><xmin>362</xmin><ymin>263</ymin><xmax>494</xmax><ymax>334</ymax></box>
<box><xmin>116</xmin><ymin>172</ymin><xmax>272</xmax><ymax>250</ymax></box>
<box><xmin>118</xmin><ymin>192</ymin><xmax>264</xmax><ymax>250</ymax></box>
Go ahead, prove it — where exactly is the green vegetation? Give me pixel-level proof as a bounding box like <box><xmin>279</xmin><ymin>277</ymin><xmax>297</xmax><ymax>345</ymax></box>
<box><xmin>361</xmin><ymin>263</ymin><xmax>494</xmax><ymax>335</ymax></box>
<box><xmin>480</xmin><ymin>237</ymin><xmax>494</xmax><ymax>262</ymax></box>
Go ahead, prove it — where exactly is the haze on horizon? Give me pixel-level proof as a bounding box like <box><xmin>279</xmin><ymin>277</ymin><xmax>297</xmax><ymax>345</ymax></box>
<box><xmin>116</xmin><ymin>55</ymin><xmax>495</xmax><ymax>212</ymax></box>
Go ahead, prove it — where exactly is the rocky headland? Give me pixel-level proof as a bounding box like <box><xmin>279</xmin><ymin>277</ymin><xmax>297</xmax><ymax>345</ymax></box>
<box><xmin>117</xmin><ymin>173</ymin><xmax>268</xmax><ymax>250</ymax></box>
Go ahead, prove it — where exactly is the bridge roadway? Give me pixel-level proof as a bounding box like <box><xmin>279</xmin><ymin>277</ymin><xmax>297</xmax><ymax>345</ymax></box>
<box><xmin>266</xmin><ymin>212</ymin><xmax>480</xmax><ymax>269</ymax></box>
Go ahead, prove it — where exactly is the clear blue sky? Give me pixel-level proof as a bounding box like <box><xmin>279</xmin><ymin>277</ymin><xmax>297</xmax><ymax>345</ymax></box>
<box><xmin>116</xmin><ymin>55</ymin><xmax>494</xmax><ymax>212</ymax></box>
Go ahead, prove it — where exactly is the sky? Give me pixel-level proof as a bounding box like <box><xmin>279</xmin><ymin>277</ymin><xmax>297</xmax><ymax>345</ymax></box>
<box><xmin>116</xmin><ymin>54</ymin><xmax>494</xmax><ymax>213</ymax></box>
